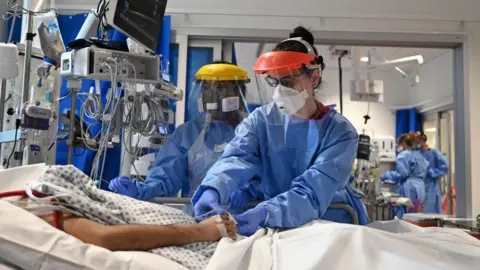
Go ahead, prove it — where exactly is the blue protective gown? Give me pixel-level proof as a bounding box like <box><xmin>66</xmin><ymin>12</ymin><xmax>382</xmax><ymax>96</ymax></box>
<box><xmin>193</xmin><ymin>103</ymin><xmax>370</xmax><ymax>228</ymax></box>
<box><xmin>135</xmin><ymin>114</ymin><xmax>237</xmax><ymax>201</ymax></box>
<box><xmin>381</xmin><ymin>149</ymin><xmax>428</xmax><ymax>217</ymax></box>
<box><xmin>421</xmin><ymin>149</ymin><xmax>449</xmax><ymax>213</ymax></box>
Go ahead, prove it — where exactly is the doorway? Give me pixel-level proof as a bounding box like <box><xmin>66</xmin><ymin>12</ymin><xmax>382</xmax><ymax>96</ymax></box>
<box><xmin>422</xmin><ymin>109</ymin><xmax>455</xmax><ymax>214</ymax></box>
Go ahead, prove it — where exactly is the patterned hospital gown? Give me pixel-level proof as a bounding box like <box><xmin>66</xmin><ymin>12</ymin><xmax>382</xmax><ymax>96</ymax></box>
<box><xmin>35</xmin><ymin>165</ymin><xmax>217</xmax><ymax>270</ymax></box>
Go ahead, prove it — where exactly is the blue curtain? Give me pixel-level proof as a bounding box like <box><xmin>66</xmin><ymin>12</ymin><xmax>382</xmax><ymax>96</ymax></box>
<box><xmin>395</xmin><ymin>108</ymin><xmax>421</xmax><ymax>138</ymax></box>
<box><xmin>6</xmin><ymin>13</ymin><xmax>22</xmax><ymax>42</ymax></box>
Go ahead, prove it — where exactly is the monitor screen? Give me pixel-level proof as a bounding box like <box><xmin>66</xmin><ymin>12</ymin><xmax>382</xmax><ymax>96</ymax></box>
<box><xmin>110</xmin><ymin>0</ymin><xmax>167</xmax><ymax>52</ymax></box>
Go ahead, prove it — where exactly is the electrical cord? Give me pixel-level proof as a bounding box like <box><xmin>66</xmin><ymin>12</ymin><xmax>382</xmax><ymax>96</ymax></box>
<box><xmin>96</xmin><ymin>0</ymin><xmax>109</xmax><ymax>39</ymax></box>
<box><xmin>57</xmin><ymin>91</ymin><xmax>71</xmax><ymax>101</ymax></box>
<box><xmin>79</xmin><ymin>58</ymin><xmax>174</xmax><ymax>183</ymax></box>
<box><xmin>6</xmin><ymin>119</ymin><xmax>21</xmax><ymax>169</ymax></box>
<box><xmin>91</xmin><ymin>60</ymin><xmax>121</xmax><ymax>182</ymax></box>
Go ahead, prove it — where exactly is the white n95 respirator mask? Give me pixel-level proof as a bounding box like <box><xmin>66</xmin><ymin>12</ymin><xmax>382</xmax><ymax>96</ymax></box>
<box><xmin>273</xmin><ymin>85</ymin><xmax>309</xmax><ymax>115</ymax></box>
<box><xmin>221</xmin><ymin>96</ymin><xmax>240</xmax><ymax>112</ymax></box>
<box><xmin>198</xmin><ymin>97</ymin><xmax>240</xmax><ymax>112</ymax></box>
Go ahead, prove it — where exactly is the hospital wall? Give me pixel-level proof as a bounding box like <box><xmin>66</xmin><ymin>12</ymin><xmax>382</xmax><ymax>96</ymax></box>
<box><xmin>316</xmin><ymin>68</ymin><xmax>400</xmax><ymax>138</ymax></box>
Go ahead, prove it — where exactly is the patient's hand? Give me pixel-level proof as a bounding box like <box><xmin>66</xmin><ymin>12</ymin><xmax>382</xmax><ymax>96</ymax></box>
<box><xmin>199</xmin><ymin>214</ymin><xmax>237</xmax><ymax>241</ymax></box>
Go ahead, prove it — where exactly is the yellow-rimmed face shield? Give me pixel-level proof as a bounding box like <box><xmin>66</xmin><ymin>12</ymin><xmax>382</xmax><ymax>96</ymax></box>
<box><xmin>189</xmin><ymin>63</ymin><xmax>250</xmax><ymax>124</ymax></box>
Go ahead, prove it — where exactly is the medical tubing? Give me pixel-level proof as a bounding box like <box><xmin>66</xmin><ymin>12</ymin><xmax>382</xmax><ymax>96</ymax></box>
<box><xmin>91</xmin><ymin>62</ymin><xmax>119</xmax><ymax>181</ymax></box>
<box><xmin>123</xmin><ymin>93</ymin><xmax>164</xmax><ymax>137</ymax></box>
<box><xmin>97</xmin><ymin>87</ymin><xmax>122</xmax><ymax>181</ymax></box>
<box><xmin>161</xmin><ymin>208</ymin><xmax>226</xmax><ymax>226</ymax></box>
<box><xmin>0</xmin><ymin>189</ymin><xmax>63</xmax><ymax>229</ymax></box>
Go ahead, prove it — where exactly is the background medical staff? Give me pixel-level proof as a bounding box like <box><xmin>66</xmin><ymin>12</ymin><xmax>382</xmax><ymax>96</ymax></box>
<box><xmin>381</xmin><ymin>133</ymin><xmax>429</xmax><ymax>218</ymax></box>
<box><xmin>192</xmin><ymin>27</ymin><xmax>370</xmax><ymax>236</ymax></box>
<box><xmin>109</xmin><ymin>62</ymin><xmax>251</xmax><ymax>205</ymax></box>
<box><xmin>417</xmin><ymin>132</ymin><xmax>449</xmax><ymax>214</ymax></box>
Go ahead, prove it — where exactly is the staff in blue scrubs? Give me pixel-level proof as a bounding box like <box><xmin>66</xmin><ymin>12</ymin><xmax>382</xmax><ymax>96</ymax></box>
<box><xmin>381</xmin><ymin>133</ymin><xmax>429</xmax><ymax>218</ymax></box>
<box><xmin>417</xmin><ymin>132</ymin><xmax>449</xmax><ymax>214</ymax></box>
<box><xmin>109</xmin><ymin>62</ymin><xmax>251</xmax><ymax>210</ymax></box>
<box><xmin>192</xmin><ymin>27</ymin><xmax>369</xmax><ymax>236</ymax></box>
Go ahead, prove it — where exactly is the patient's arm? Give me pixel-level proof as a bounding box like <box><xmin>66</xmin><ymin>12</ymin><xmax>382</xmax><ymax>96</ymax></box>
<box><xmin>43</xmin><ymin>213</ymin><xmax>236</xmax><ymax>251</ymax></box>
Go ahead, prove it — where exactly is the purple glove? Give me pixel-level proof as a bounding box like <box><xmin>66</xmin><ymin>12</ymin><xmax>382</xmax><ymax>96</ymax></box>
<box><xmin>109</xmin><ymin>176</ymin><xmax>139</xmax><ymax>198</ymax></box>
<box><xmin>193</xmin><ymin>189</ymin><xmax>224</xmax><ymax>220</ymax></box>
<box><xmin>234</xmin><ymin>206</ymin><xmax>268</xmax><ymax>236</ymax></box>
<box><xmin>228</xmin><ymin>189</ymin><xmax>253</xmax><ymax>210</ymax></box>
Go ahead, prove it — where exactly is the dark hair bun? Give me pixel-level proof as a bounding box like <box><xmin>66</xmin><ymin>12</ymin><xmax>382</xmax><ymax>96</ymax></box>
<box><xmin>289</xmin><ymin>26</ymin><xmax>315</xmax><ymax>46</ymax></box>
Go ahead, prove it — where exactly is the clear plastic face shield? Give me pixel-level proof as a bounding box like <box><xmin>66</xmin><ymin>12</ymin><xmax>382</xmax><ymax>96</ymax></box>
<box><xmin>188</xmin><ymin>64</ymin><xmax>250</xmax><ymax>126</ymax></box>
<box><xmin>253</xmin><ymin>50</ymin><xmax>322</xmax><ymax>123</ymax></box>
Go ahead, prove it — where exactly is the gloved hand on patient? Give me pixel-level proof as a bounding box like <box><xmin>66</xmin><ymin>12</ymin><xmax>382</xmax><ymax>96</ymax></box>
<box><xmin>109</xmin><ymin>176</ymin><xmax>139</xmax><ymax>198</ymax></box>
<box><xmin>234</xmin><ymin>206</ymin><xmax>268</xmax><ymax>236</ymax></box>
<box><xmin>194</xmin><ymin>189</ymin><xmax>225</xmax><ymax>220</ymax></box>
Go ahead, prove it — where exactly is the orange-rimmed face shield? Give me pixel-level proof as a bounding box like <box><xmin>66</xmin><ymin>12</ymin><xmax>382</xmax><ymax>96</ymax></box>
<box><xmin>253</xmin><ymin>51</ymin><xmax>321</xmax><ymax>117</ymax></box>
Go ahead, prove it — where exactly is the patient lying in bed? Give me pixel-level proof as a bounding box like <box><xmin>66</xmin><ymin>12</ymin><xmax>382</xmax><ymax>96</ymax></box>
<box><xmin>15</xmin><ymin>165</ymin><xmax>232</xmax><ymax>270</ymax></box>
<box><xmin>35</xmin><ymin>205</ymin><xmax>236</xmax><ymax>251</ymax></box>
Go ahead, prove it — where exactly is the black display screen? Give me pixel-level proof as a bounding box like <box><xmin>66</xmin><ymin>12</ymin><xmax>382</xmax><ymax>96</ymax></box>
<box><xmin>112</xmin><ymin>0</ymin><xmax>167</xmax><ymax>52</ymax></box>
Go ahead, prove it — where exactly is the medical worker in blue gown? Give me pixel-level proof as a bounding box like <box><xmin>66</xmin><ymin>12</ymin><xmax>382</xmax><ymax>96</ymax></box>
<box><xmin>417</xmin><ymin>132</ymin><xmax>449</xmax><ymax>214</ymax></box>
<box><xmin>109</xmin><ymin>62</ymin><xmax>253</xmax><ymax>209</ymax></box>
<box><xmin>380</xmin><ymin>133</ymin><xmax>429</xmax><ymax>218</ymax></box>
<box><xmin>192</xmin><ymin>27</ymin><xmax>370</xmax><ymax>236</ymax></box>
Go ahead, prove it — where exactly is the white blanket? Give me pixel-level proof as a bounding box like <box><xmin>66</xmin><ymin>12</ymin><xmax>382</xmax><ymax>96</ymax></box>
<box><xmin>2</xmin><ymin>165</ymin><xmax>480</xmax><ymax>270</ymax></box>
<box><xmin>207</xmin><ymin>220</ymin><xmax>480</xmax><ymax>270</ymax></box>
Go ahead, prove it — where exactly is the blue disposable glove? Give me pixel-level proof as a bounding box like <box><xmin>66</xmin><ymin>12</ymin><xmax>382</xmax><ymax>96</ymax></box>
<box><xmin>109</xmin><ymin>176</ymin><xmax>139</xmax><ymax>198</ymax></box>
<box><xmin>228</xmin><ymin>189</ymin><xmax>252</xmax><ymax>210</ymax></box>
<box><xmin>193</xmin><ymin>189</ymin><xmax>223</xmax><ymax>220</ymax></box>
<box><xmin>234</xmin><ymin>206</ymin><xmax>268</xmax><ymax>236</ymax></box>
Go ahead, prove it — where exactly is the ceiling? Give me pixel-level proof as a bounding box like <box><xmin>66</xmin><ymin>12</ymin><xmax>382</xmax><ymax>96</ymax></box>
<box><xmin>317</xmin><ymin>46</ymin><xmax>450</xmax><ymax>72</ymax></box>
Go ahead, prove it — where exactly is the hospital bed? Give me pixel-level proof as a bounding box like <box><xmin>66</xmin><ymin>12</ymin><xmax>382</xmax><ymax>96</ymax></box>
<box><xmin>1</xmin><ymin>164</ymin><xmax>480</xmax><ymax>270</ymax></box>
<box><xmin>151</xmin><ymin>197</ymin><xmax>360</xmax><ymax>225</ymax></box>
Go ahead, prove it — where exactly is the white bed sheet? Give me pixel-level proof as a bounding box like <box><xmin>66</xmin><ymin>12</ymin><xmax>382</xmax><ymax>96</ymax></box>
<box><xmin>208</xmin><ymin>220</ymin><xmax>480</xmax><ymax>270</ymax></box>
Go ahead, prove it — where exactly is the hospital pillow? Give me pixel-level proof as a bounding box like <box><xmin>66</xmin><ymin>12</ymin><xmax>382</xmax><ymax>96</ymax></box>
<box><xmin>0</xmin><ymin>200</ymin><xmax>187</xmax><ymax>270</ymax></box>
<box><xmin>0</xmin><ymin>163</ymin><xmax>48</xmax><ymax>202</ymax></box>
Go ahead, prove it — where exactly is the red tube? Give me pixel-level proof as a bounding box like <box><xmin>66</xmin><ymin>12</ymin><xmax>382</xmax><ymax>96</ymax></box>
<box><xmin>53</xmin><ymin>211</ymin><xmax>61</xmax><ymax>229</ymax></box>
<box><xmin>0</xmin><ymin>189</ymin><xmax>62</xmax><ymax>230</ymax></box>
<box><xmin>0</xmin><ymin>190</ymin><xmax>28</xmax><ymax>198</ymax></box>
